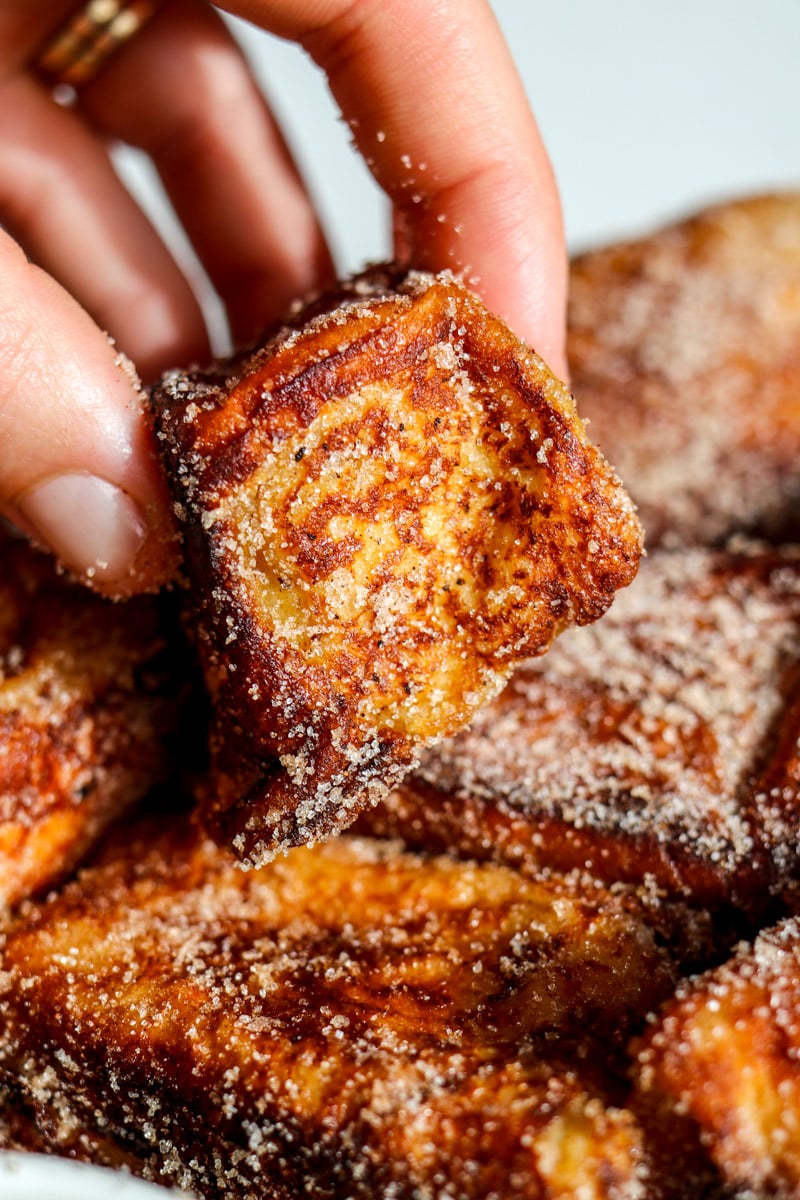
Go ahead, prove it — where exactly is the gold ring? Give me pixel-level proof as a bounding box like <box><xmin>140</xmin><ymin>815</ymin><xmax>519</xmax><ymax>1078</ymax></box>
<box><xmin>35</xmin><ymin>0</ymin><xmax>160</xmax><ymax>92</ymax></box>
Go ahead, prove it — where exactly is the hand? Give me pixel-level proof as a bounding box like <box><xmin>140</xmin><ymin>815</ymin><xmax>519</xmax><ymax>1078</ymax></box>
<box><xmin>0</xmin><ymin>0</ymin><xmax>566</xmax><ymax>597</ymax></box>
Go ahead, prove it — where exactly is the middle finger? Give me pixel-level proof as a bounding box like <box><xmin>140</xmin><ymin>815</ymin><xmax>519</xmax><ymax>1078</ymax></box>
<box><xmin>78</xmin><ymin>0</ymin><xmax>336</xmax><ymax>348</ymax></box>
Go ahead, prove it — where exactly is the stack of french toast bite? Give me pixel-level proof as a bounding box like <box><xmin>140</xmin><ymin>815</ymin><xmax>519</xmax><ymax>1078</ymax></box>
<box><xmin>2</xmin><ymin>192</ymin><xmax>800</xmax><ymax>1200</ymax></box>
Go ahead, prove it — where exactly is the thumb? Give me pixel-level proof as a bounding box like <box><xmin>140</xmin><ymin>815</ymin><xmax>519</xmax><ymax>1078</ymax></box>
<box><xmin>0</xmin><ymin>232</ymin><xmax>179</xmax><ymax>597</ymax></box>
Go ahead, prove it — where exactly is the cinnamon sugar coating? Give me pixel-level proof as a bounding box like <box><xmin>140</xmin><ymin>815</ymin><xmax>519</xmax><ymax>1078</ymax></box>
<box><xmin>153</xmin><ymin>268</ymin><xmax>642</xmax><ymax>865</ymax></box>
<box><xmin>0</xmin><ymin>819</ymin><xmax>672</xmax><ymax>1198</ymax></box>
<box><xmin>634</xmin><ymin>917</ymin><xmax>800</xmax><ymax>1199</ymax></box>
<box><xmin>365</xmin><ymin>543</ymin><xmax>800</xmax><ymax>913</ymax></box>
<box><xmin>569</xmin><ymin>193</ymin><xmax>800</xmax><ymax>546</ymax></box>
<box><xmin>0</xmin><ymin>532</ymin><xmax>181</xmax><ymax>910</ymax></box>
<box><xmin>9</xmin><ymin>195</ymin><xmax>800</xmax><ymax>1198</ymax></box>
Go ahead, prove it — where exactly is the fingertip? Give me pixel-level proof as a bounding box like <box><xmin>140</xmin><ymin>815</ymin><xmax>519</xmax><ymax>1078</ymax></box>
<box><xmin>281</xmin><ymin>0</ymin><xmax>568</xmax><ymax>379</ymax></box>
<box><xmin>10</xmin><ymin>423</ymin><xmax>182</xmax><ymax>601</ymax></box>
<box><xmin>397</xmin><ymin>171</ymin><xmax>569</xmax><ymax>381</ymax></box>
<box><xmin>117</xmin><ymin>485</ymin><xmax>184</xmax><ymax>599</ymax></box>
<box><xmin>0</xmin><ymin>244</ymin><xmax>181</xmax><ymax>597</ymax></box>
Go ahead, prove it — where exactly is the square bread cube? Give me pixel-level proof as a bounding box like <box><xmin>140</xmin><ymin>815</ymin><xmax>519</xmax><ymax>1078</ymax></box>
<box><xmin>0</xmin><ymin>818</ymin><xmax>670</xmax><ymax>1197</ymax></box>
<box><xmin>634</xmin><ymin>916</ymin><xmax>800</xmax><ymax>1198</ymax></box>
<box><xmin>366</xmin><ymin>544</ymin><xmax>800</xmax><ymax>915</ymax></box>
<box><xmin>568</xmin><ymin>193</ymin><xmax>800</xmax><ymax>546</ymax></box>
<box><xmin>0</xmin><ymin>532</ymin><xmax>181</xmax><ymax>909</ymax></box>
<box><xmin>153</xmin><ymin>268</ymin><xmax>642</xmax><ymax>863</ymax></box>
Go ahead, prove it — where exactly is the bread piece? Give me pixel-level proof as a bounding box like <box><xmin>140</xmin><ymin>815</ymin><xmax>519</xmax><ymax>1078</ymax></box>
<box><xmin>634</xmin><ymin>917</ymin><xmax>800</xmax><ymax>1199</ymax></box>
<box><xmin>0</xmin><ymin>816</ymin><xmax>673</xmax><ymax>1197</ymax></box>
<box><xmin>153</xmin><ymin>268</ymin><xmax>642</xmax><ymax>864</ymax></box>
<box><xmin>568</xmin><ymin>193</ymin><xmax>800</xmax><ymax>545</ymax></box>
<box><xmin>0</xmin><ymin>532</ymin><xmax>181</xmax><ymax>910</ymax></box>
<box><xmin>364</xmin><ymin>543</ymin><xmax>800</xmax><ymax>914</ymax></box>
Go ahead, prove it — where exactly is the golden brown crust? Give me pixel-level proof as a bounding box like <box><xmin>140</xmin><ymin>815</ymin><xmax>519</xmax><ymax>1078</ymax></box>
<box><xmin>634</xmin><ymin>917</ymin><xmax>800</xmax><ymax>1199</ymax></box>
<box><xmin>0</xmin><ymin>531</ymin><xmax>182</xmax><ymax>909</ymax></box>
<box><xmin>363</xmin><ymin>543</ymin><xmax>800</xmax><ymax>914</ymax></box>
<box><xmin>568</xmin><ymin>192</ymin><xmax>800</xmax><ymax>546</ymax></box>
<box><xmin>0</xmin><ymin>817</ymin><xmax>672</xmax><ymax>1198</ymax></box>
<box><xmin>153</xmin><ymin>268</ymin><xmax>642</xmax><ymax>865</ymax></box>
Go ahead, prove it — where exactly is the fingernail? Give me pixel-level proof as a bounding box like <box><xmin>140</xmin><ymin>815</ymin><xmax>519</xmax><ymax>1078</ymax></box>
<box><xmin>17</xmin><ymin>473</ymin><xmax>146</xmax><ymax>584</ymax></box>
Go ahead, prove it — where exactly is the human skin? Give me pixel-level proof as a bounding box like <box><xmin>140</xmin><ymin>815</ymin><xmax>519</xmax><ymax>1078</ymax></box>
<box><xmin>0</xmin><ymin>0</ymin><xmax>566</xmax><ymax>596</ymax></box>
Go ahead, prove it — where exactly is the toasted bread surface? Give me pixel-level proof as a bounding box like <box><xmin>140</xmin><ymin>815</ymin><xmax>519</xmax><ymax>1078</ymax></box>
<box><xmin>0</xmin><ymin>533</ymin><xmax>181</xmax><ymax>909</ymax></box>
<box><xmin>365</xmin><ymin>544</ymin><xmax>800</xmax><ymax>913</ymax></box>
<box><xmin>153</xmin><ymin>268</ymin><xmax>642</xmax><ymax>863</ymax></box>
<box><xmin>0</xmin><ymin>818</ymin><xmax>672</xmax><ymax>1197</ymax></box>
<box><xmin>569</xmin><ymin>193</ymin><xmax>800</xmax><ymax>545</ymax></box>
<box><xmin>634</xmin><ymin>917</ymin><xmax>800</xmax><ymax>1199</ymax></box>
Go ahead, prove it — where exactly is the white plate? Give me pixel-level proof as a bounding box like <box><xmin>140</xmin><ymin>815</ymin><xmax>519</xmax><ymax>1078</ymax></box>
<box><xmin>0</xmin><ymin>1152</ymin><xmax>181</xmax><ymax>1198</ymax></box>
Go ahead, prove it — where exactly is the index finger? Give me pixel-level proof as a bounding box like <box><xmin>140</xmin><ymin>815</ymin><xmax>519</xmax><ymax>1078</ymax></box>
<box><xmin>219</xmin><ymin>0</ymin><xmax>568</xmax><ymax>377</ymax></box>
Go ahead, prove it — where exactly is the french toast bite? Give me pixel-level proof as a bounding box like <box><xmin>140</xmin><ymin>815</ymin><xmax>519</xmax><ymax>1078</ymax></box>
<box><xmin>0</xmin><ymin>532</ymin><xmax>181</xmax><ymax>910</ymax></box>
<box><xmin>364</xmin><ymin>543</ymin><xmax>800</xmax><ymax>918</ymax></box>
<box><xmin>0</xmin><ymin>816</ymin><xmax>671</xmax><ymax>1198</ymax></box>
<box><xmin>569</xmin><ymin>193</ymin><xmax>800</xmax><ymax>546</ymax></box>
<box><xmin>634</xmin><ymin>917</ymin><xmax>800</xmax><ymax>1199</ymax></box>
<box><xmin>153</xmin><ymin>268</ymin><xmax>642</xmax><ymax>864</ymax></box>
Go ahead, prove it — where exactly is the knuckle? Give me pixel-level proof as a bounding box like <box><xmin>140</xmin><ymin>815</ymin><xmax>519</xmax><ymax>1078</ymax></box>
<box><xmin>300</xmin><ymin>0</ymin><xmax>371</xmax><ymax>75</ymax></box>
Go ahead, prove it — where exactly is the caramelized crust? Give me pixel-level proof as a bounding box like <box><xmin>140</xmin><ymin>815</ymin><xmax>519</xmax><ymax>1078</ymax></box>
<box><xmin>568</xmin><ymin>193</ymin><xmax>800</xmax><ymax>545</ymax></box>
<box><xmin>13</xmin><ymin>198</ymin><xmax>800</xmax><ymax>1199</ymax></box>
<box><xmin>153</xmin><ymin>268</ymin><xmax>642</xmax><ymax>864</ymax></box>
<box><xmin>0</xmin><ymin>533</ymin><xmax>181</xmax><ymax>910</ymax></box>
<box><xmin>364</xmin><ymin>544</ymin><xmax>800</xmax><ymax>911</ymax></box>
<box><xmin>0</xmin><ymin>818</ymin><xmax>673</xmax><ymax>1197</ymax></box>
<box><xmin>634</xmin><ymin>917</ymin><xmax>800</xmax><ymax>1199</ymax></box>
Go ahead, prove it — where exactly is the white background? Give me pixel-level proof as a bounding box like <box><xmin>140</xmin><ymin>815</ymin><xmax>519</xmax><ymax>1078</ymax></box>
<box><xmin>121</xmin><ymin>1</ymin><xmax>800</xmax><ymax>322</ymax></box>
<box><xmin>223</xmin><ymin>0</ymin><xmax>800</xmax><ymax>267</ymax></box>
